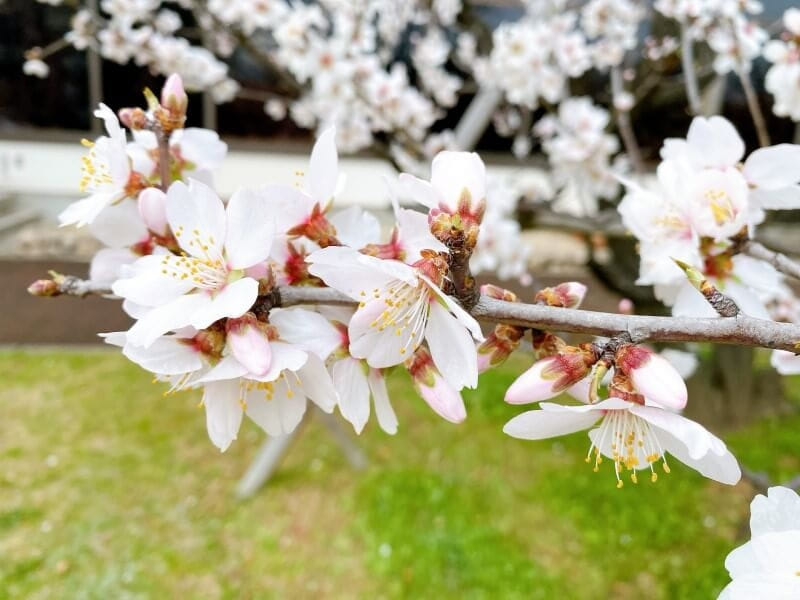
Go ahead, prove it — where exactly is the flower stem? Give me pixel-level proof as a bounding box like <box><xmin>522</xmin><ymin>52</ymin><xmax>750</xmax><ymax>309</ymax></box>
<box><xmin>680</xmin><ymin>25</ymin><xmax>702</xmax><ymax>115</ymax></box>
<box><xmin>736</xmin><ymin>66</ymin><xmax>770</xmax><ymax>147</ymax></box>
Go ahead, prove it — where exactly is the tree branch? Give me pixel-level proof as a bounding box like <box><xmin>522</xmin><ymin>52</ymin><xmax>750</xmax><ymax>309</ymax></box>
<box><xmin>31</xmin><ymin>280</ymin><xmax>800</xmax><ymax>353</ymax></box>
<box><xmin>680</xmin><ymin>24</ymin><xmax>702</xmax><ymax>115</ymax></box>
<box><xmin>741</xmin><ymin>240</ymin><xmax>800</xmax><ymax>281</ymax></box>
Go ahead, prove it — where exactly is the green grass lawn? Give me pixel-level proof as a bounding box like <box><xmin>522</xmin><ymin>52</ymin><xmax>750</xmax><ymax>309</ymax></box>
<box><xmin>0</xmin><ymin>349</ymin><xmax>797</xmax><ymax>599</ymax></box>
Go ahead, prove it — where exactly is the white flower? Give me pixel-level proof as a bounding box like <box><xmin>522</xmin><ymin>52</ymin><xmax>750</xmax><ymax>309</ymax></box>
<box><xmin>113</xmin><ymin>180</ymin><xmax>275</xmax><ymax>347</ymax></box>
<box><xmin>308</xmin><ymin>246</ymin><xmax>484</xmax><ymax>390</ymax></box>
<box><xmin>504</xmin><ymin>397</ymin><xmax>741</xmax><ymax>487</ymax></box>
<box><xmin>196</xmin><ymin>338</ymin><xmax>337</xmax><ymax>451</ymax></box>
<box><xmin>59</xmin><ymin>104</ymin><xmax>133</xmax><ymax>227</ymax></box>
<box><xmin>398</xmin><ymin>151</ymin><xmax>486</xmax><ymax>218</ymax></box>
<box><xmin>269</xmin><ymin>307</ymin><xmax>398</xmax><ymax>435</ymax></box>
<box><xmin>720</xmin><ymin>486</ymin><xmax>800</xmax><ymax>599</ymax></box>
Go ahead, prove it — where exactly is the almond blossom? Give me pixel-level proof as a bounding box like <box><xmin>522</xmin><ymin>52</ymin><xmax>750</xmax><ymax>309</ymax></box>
<box><xmin>269</xmin><ymin>307</ymin><xmax>398</xmax><ymax>435</ymax></box>
<box><xmin>59</xmin><ymin>104</ymin><xmax>137</xmax><ymax>227</ymax></box>
<box><xmin>720</xmin><ymin>486</ymin><xmax>800</xmax><ymax>599</ymax></box>
<box><xmin>764</xmin><ymin>8</ymin><xmax>800</xmax><ymax>121</ymax></box>
<box><xmin>307</xmin><ymin>246</ymin><xmax>484</xmax><ymax>390</ymax></box>
<box><xmin>113</xmin><ymin>179</ymin><xmax>275</xmax><ymax>347</ymax></box>
<box><xmin>504</xmin><ymin>397</ymin><xmax>740</xmax><ymax>487</ymax></box>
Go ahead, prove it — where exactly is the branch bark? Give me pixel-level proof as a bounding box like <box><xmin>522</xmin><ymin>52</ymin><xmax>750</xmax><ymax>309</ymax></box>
<box><xmin>32</xmin><ymin>281</ymin><xmax>800</xmax><ymax>353</ymax></box>
<box><xmin>741</xmin><ymin>240</ymin><xmax>800</xmax><ymax>281</ymax></box>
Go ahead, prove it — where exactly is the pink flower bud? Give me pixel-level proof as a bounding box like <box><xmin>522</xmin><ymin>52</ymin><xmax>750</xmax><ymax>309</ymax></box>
<box><xmin>505</xmin><ymin>348</ymin><xmax>594</xmax><ymax>404</ymax></box>
<box><xmin>226</xmin><ymin>314</ymin><xmax>272</xmax><ymax>376</ymax></box>
<box><xmin>27</xmin><ymin>279</ymin><xmax>60</xmax><ymax>297</ymax></box>
<box><xmin>161</xmin><ymin>73</ymin><xmax>188</xmax><ymax>117</ymax></box>
<box><xmin>534</xmin><ymin>282</ymin><xmax>587</xmax><ymax>308</ymax></box>
<box><xmin>137</xmin><ymin>188</ymin><xmax>169</xmax><ymax>236</ymax></box>
<box><xmin>615</xmin><ymin>345</ymin><xmax>687</xmax><ymax>411</ymax></box>
<box><xmin>407</xmin><ymin>347</ymin><xmax>466</xmax><ymax>423</ymax></box>
<box><xmin>618</xmin><ymin>298</ymin><xmax>634</xmax><ymax>314</ymax></box>
<box><xmin>118</xmin><ymin>107</ymin><xmax>148</xmax><ymax>130</ymax></box>
<box><xmin>417</xmin><ymin>371</ymin><xmax>467</xmax><ymax>424</ymax></box>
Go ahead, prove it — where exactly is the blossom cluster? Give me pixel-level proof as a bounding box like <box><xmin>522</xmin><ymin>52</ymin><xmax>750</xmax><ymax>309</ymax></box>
<box><xmin>39</xmin><ymin>75</ymin><xmax>761</xmax><ymax>499</ymax></box>
<box><xmin>617</xmin><ymin>115</ymin><xmax>800</xmax><ymax>373</ymax></box>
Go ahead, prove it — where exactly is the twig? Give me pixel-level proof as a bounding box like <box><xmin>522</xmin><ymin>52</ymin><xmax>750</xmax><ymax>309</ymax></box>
<box><xmin>741</xmin><ymin>240</ymin><xmax>800</xmax><ymax>281</ymax></box>
<box><xmin>30</xmin><ymin>280</ymin><xmax>800</xmax><ymax>353</ymax></box>
<box><xmin>610</xmin><ymin>67</ymin><xmax>644</xmax><ymax>173</ymax></box>
<box><xmin>680</xmin><ymin>24</ymin><xmax>702</xmax><ymax>115</ymax></box>
<box><xmin>156</xmin><ymin>124</ymin><xmax>171</xmax><ymax>191</ymax></box>
<box><xmin>736</xmin><ymin>66</ymin><xmax>770</xmax><ymax>147</ymax></box>
<box><xmin>741</xmin><ymin>466</ymin><xmax>800</xmax><ymax>492</ymax></box>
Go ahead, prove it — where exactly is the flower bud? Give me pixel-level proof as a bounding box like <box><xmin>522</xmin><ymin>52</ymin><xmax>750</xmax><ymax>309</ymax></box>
<box><xmin>160</xmin><ymin>73</ymin><xmax>188</xmax><ymax>118</ymax></box>
<box><xmin>477</xmin><ymin>324</ymin><xmax>524</xmax><ymax>372</ymax></box>
<box><xmin>534</xmin><ymin>282</ymin><xmax>587</xmax><ymax>309</ymax></box>
<box><xmin>27</xmin><ymin>279</ymin><xmax>60</xmax><ymax>297</ymax></box>
<box><xmin>615</xmin><ymin>344</ymin><xmax>687</xmax><ymax>411</ymax></box>
<box><xmin>417</xmin><ymin>371</ymin><xmax>467</xmax><ymax>424</ymax></box>
<box><xmin>137</xmin><ymin>188</ymin><xmax>169</xmax><ymax>236</ymax></box>
<box><xmin>505</xmin><ymin>347</ymin><xmax>595</xmax><ymax>404</ymax></box>
<box><xmin>226</xmin><ymin>313</ymin><xmax>273</xmax><ymax>377</ymax></box>
<box><xmin>407</xmin><ymin>347</ymin><xmax>466</xmax><ymax>423</ymax></box>
<box><xmin>618</xmin><ymin>298</ymin><xmax>634</xmax><ymax>314</ymax></box>
<box><xmin>118</xmin><ymin>107</ymin><xmax>148</xmax><ymax>130</ymax></box>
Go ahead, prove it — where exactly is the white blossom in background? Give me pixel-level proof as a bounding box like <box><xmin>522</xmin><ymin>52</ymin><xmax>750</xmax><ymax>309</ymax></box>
<box><xmin>477</xmin><ymin>14</ymin><xmax>590</xmax><ymax>110</ymax></box>
<box><xmin>580</xmin><ymin>0</ymin><xmax>645</xmax><ymax>69</ymax></box>
<box><xmin>720</xmin><ymin>486</ymin><xmax>800</xmax><ymax>599</ymax></box>
<box><xmin>619</xmin><ymin>115</ymin><xmax>800</xmax><ymax>319</ymax></box>
<box><xmin>534</xmin><ymin>97</ymin><xmax>621</xmax><ymax>217</ymax></box>
<box><xmin>764</xmin><ymin>8</ymin><xmax>800</xmax><ymax>121</ymax></box>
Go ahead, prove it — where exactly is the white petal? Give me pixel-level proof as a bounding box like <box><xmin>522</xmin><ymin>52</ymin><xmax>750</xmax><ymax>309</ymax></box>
<box><xmin>430</xmin><ymin>151</ymin><xmax>486</xmax><ymax>212</ymax></box>
<box><xmin>398</xmin><ymin>173</ymin><xmax>441</xmax><ymax>210</ymax></box>
<box><xmin>348</xmin><ymin>298</ymin><xmax>418</xmax><ymax>368</ymax></box>
<box><xmin>197</xmin><ymin>355</ymin><xmax>249</xmax><ymax>383</ymax></box>
<box><xmin>58</xmin><ymin>192</ymin><xmax>119</xmax><ymax>227</ymax></box>
<box><xmin>308</xmin><ymin>246</ymin><xmax>417</xmax><ymax>299</ymax></box>
<box><xmin>771</xmin><ymin>350</ymin><xmax>800</xmax><ymax>376</ymax></box>
<box><xmin>503</xmin><ymin>408</ymin><xmax>601</xmax><ymax>440</ymax></box>
<box><xmin>174</xmin><ymin>128</ymin><xmax>227</xmax><ymax>171</ymax></box>
<box><xmin>203</xmin><ymin>380</ymin><xmax>243</xmax><ymax>451</ymax></box>
<box><xmin>308</xmin><ymin>126</ymin><xmax>338</xmax><ymax>205</ymax></box>
<box><xmin>122</xmin><ymin>336</ymin><xmax>202</xmax><ymax>375</ymax></box>
<box><xmin>685</xmin><ymin>116</ymin><xmax>745</xmax><ymax>168</ymax></box>
<box><xmin>125</xmin><ymin>293</ymin><xmax>212</xmax><ymax>347</ymax></box>
<box><xmin>298</xmin><ymin>353</ymin><xmax>338</xmax><ymax>412</ymax></box>
<box><xmin>89</xmin><ymin>248</ymin><xmax>136</xmax><ymax>286</ymax></box>
<box><xmin>743</xmin><ymin>144</ymin><xmax>800</xmax><ymax>190</ymax></box>
<box><xmin>425</xmin><ymin>300</ymin><xmax>478</xmax><ymax>389</ymax></box>
<box><xmin>424</xmin><ymin>279</ymin><xmax>484</xmax><ymax>342</ymax></box>
<box><xmin>333</xmin><ymin>357</ymin><xmax>371</xmax><ymax>434</ymax></box>
<box><xmin>223</xmin><ymin>187</ymin><xmax>275</xmax><ymax>269</ymax></box>
<box><xmin>270</xmin><ymin>307</ymin><xmax>343</xmax><ymax>360</ymax></box>
<box><xmin>651</xmin><ymin>425</ymin><xmax>741</xmax><ymax>485</ymax></box>
<box><xmin>749</xmin><ymin>185</ymin><xmax>800</xmax><ymax>210</ymax></box>
<box><xmin>245</xmin><ymin>381</ymin><xmax>306</xmax><ymax>436</ymax></box>
<box><xmin>396</xmin><ymin>206</ymin><xmax>446</xmax><ymax>261</ymax></box>
<box><xmin>260</xmin><ymin>184</ymin><xmax>315</xmax><ymax>233</ymax></box>
<box><xmin>368</xmin><ymin>368</ymin><xmax>397</xmax><ymax>435</ymax></box>
<box><xmin>166</xmin><ymin>180</ymin><xmax>226</xmax><ymax>259</ymax></box>
<box><xmin>89</xmin><ymin>199</ymin><xmax>147</xmax><ymax>248</ymax></box>
<box><xmin>247</xmin><ymin>342</ymin><xmax>309</xmax><ymax>383</ymax></box>
<box><xmin>188</xmin><ymin>278</ymin><xmax>258</xmax><ymax>330</ymax></box>
<box><xmin>750</xmin><ymin>486</ymin><xmax>800</xmax><ymax>537</ymax></box>
<box><xmin>328</xmin><ymin>206</ymin><xmax>381</xmax><ymax>249</ymax></box>
<box><xmin>630</xmin><ymin>405</ymin><xmax>718</xmax><ymax>459</ymax></box>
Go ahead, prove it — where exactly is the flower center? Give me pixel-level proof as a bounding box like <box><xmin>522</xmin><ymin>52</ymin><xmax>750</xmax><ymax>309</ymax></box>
<box><xmin>239</xmin><ymin>371</ymin><xmax>303</xmax><ymax>409</ymax></box>
<box><xmin>163</xmin><ymin>226</ymin><xmax>228</xmax><ymax>289</ymax></box>
<box><xmin>79</xmin><ymin>139</ymin><xmax>114</xmax><ymax>192</ymax></box>
<box><xmin>360</xmin><ymin>279</ymin><xmax>429</xmax><ymax>356</ymax></box>
<box><xmin>586</xmin><ymin>410</ymin><xmax>670</xmax><ymax>488</ymax></box>
<box><xmin>705</xmin><ymin>189</ymin><xmax>736</xmax><ymax>225</ymax></box>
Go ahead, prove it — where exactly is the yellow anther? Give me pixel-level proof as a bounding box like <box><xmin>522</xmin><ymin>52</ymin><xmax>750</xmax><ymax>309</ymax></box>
<box><xmin>616</xmin><ymin>480</ymin><xmax>624</xmax><ymax>489</ymax></box>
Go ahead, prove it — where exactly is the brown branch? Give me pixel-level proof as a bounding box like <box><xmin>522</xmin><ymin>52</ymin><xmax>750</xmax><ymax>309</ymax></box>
<box><xmin>29</xmin><ymin>280</ymin><xmax>800</xmax><ymax>353</ymax></box>
<box><xmin>741</xmin><ymin>240</ymin><xmax>800</xmax><ymax>281</ymax></box>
